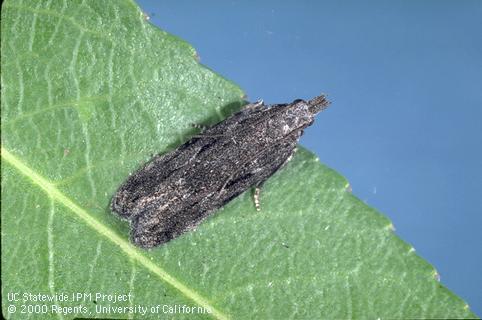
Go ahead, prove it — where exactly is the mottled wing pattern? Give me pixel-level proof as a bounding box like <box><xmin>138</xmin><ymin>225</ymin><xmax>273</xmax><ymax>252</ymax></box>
<box><xmin>111</xmin><ymin>95</ymin><xmax>329</xmax><ymax>248</ymax></box>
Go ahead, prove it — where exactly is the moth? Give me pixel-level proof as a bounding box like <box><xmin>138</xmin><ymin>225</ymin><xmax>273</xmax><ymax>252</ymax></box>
<box><xmin>111</xmin><ymin>95</ymin><xmax>330</xmax><ymax>248</ymax></box>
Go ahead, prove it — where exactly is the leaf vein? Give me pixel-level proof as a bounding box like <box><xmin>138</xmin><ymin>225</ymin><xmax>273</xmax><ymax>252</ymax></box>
<box><xmin>4</xmin><ymin>4</ymin><xmax>114</xmax><ymax>44</ymax></box>
<box><xmin>1</xmin><ymin>147</ymin><xmax>229</xmax><ymax>320</ymax></box>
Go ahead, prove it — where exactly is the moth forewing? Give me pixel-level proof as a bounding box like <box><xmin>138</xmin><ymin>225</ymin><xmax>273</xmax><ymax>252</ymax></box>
<box><xmin>111</xmin><ymin>95</ymin><xmax>330</xmax><ymax>248</ymax></box>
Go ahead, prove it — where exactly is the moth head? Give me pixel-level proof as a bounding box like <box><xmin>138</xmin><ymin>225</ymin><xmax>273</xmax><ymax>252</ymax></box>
<box><xmin>267</xmin><ymin>95</ymin><xmax>328</xmax><ymax>137</ymax></box>
<box><xmin>276</xmin><ymin>99</ymin><xmax>316</xmax><ymax>134</ymax></box>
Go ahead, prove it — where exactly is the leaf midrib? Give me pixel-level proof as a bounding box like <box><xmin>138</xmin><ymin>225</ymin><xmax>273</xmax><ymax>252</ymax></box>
<box><xmin>1</xmin><ymin>146</ymin><xmax>228</xmax><ymax>320</ymax></box>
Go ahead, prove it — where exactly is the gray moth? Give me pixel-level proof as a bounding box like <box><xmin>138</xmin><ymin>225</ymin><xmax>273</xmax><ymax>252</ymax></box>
<box><xmin>111</xmin><ymin>95</ymin><xmax>330</xmax><ymax>248</ymax></box>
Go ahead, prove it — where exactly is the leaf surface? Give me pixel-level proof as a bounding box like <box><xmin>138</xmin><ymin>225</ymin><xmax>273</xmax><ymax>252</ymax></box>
<box><xmin>1</xmin><ymin>0</ymin><xmax>476</xmax><ymax>319</ymax></box>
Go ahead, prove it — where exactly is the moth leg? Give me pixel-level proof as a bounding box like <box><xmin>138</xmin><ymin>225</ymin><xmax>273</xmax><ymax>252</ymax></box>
<box><xmin>254</xmin><ymin>186</ymin><xmax>261</xmax><ymax>211</ymax></box>
<box><xmin>252</xmin><ymin>181</ymin><xmax>265</xmax><ymax>212</ymax></box>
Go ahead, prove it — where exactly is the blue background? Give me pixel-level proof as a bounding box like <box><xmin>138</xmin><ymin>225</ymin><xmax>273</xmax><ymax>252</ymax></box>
<box><xmin>137</xmin><ymin>0</ymin><xmax>482</xmax><ymax>315</ymax></box>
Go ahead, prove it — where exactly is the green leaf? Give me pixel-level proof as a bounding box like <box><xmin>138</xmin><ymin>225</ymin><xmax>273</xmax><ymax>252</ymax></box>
<box><xmin>1</xmin><ymin>1</ymin><xmax>476</xmax><ymax>319</ymax></box>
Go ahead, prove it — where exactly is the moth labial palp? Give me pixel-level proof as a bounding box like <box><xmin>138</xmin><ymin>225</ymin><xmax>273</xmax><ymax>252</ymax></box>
<box><xmin>110</xmin><ymin>94</ymin><xmax>330</xmax><ymax>248</ymax></box>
